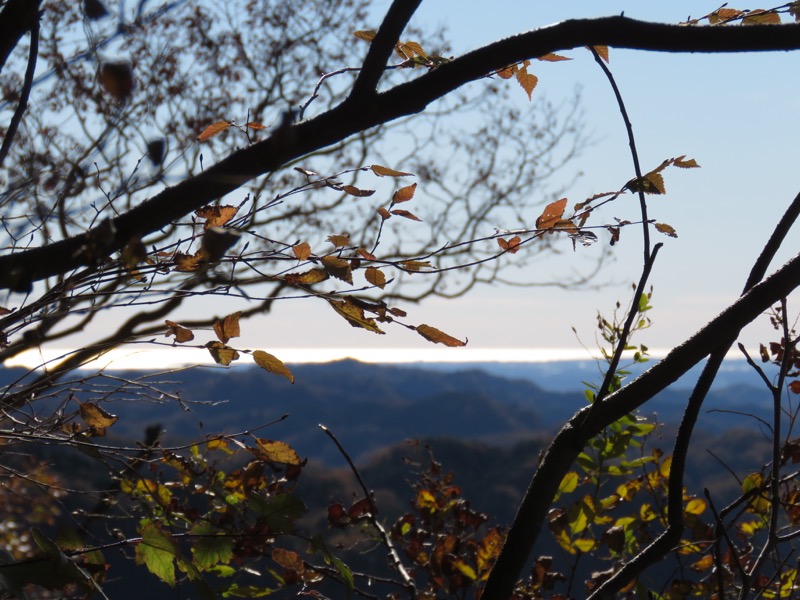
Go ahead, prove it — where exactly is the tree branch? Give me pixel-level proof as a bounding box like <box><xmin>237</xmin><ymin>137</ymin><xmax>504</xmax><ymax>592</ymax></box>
<box><xmin>0</xmin><ymin>0</ymin><xmax>41</xmax><ymax>74</ymax></box>
<box><xmin>2</xmin><ymin>17</ymin><xmax>800</xmax><ymax>291</ymax></box>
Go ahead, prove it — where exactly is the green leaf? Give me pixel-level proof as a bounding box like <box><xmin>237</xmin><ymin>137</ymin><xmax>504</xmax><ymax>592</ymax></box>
<box><xmin>249</xmin><ymin>493</ymin><xmax>307</xmax><ymax>534</ymax></box>
<box><xmin>135</xmin><ymin>522</ymin><xmax>178</xmax><ymax>586</ymax></box>
<box><xmin>190</xmin><ymin>523</ymin><xmax>234</xmax><ymax>569</ymax></box>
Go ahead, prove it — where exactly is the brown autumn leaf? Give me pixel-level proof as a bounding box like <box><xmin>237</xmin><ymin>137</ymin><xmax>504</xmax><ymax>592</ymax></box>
<box><xmin>537</xmin><ymin>53</ymin><xmax>572</xmax><ymax>62</ymax></box>
<box><xmin>416</xmin><ymin>324</ymin><xmax>467</xmax><ymax>347</ymax></box>
<box><xmin>98</xmin><ymin>61</ymin><xmax>134</xmax><ymax>100</ymax></box>
<box><xmin>284</xmin><ymin>268</ymin><xmax>328</xmax><ymax>286</ymax></box>
<box><xmin>165</xmin><ymin>320</ymin><xmax>194</xmax><ymax>343</ymax></box>
<box><xmin>625</xmin><ymin>172</ymin><xmax>665</xmax><ymax>195</ymax></box>
<box><xmin>497</xmin><ymin>236</ymin><xmax>521</xmax><ymax>254</ymax></box>
<box><xmin>495</xmin><ymin>64</ymin><xmax>517</xmax><ymax>79</ymax></box>
<box><xmin>672</xmin><ymin>155</ymin><xmax>701</xmax><ymax>169</ymax></box>
<box><xmin>536</xmin><ymin>198</ymin><xmax>569</xmax><ymax>229</ymax></box>
<box><xmin>377</xmin><ymin>207</ymin><xmax>392</xmax><ymax>220</ymax></box>
<box><xmin>252</xmin><ymin>439</ymin><xmax>301</xmax><ymax>465</ymax></box>
<box><xmin>709</xmin><ymin>8</ymin><xmax>744</xmax><ymax>23</ymax></box>
<box><xmin>390</xmin><ymin>209</ymin><xmax>422</xmax><ymax>222</ymax></box>
<box><xmin>552</xmin><ymin>219</ymin><xmax>578</xmax><ymax>233</ymax></box>
<box><xmin>292</xmin><ymin>242</ymin><xmax>311</xmax><ymax>260</ymax></box>
<box><xmin>401</xmin><ymin>260</ymin><xmax>432</xmax><ymax>271</ymax></box>
<box><xmin>197</xmin><ymin>121</ymin><xmax>231</xmax><ymax>142</ymax></box>
<box><xmin>173</xmin><ymin>251</ymin><xmax>206</xmax><ymax>272</ymax></box>
<box><xmin>80</xmin><ymin>402</ymin><xmax>119</xmax><ymax>429</ymax></box>
<box><xmin>370</xmin><ymin>164</ymin><xmax>413</xmax><ymax>177</ymax></box>
<box><xmin>245</xmin><ymin>122</ymin><xmax>267</xmax><ymax>130</ymax></box>
<box><xmin>655</xmin><ymin>223</ymin><xmax>678</xmax><ymax>238</ymax></box>
<box><xmin>589</xmin><ymin>45</ymin><xmax>610</xmax><ymax>63</ymax></box>
<box><xmin>392</xmin><ymin>183</ymin><xmax>417</xmax><ymax>203</ymax></box>
<box><xmin>327</xmin><ymin>234</ymin><xmax>351</xmax><ymax>247</ymax></box>
<box><xmin>213</xmin><ymin>311</ymin><xmax>242</xmax><ymax>344</ymax></box>
<box><xmin>353</xmin><ymin>30</ymin><xmax>377</xmax><ymax>42</ymax></box>
<box><xmin>253</xmin><ymin>350</ymin><xmax>294</xmax><ymax>383</ymax></box>
<box><xmin>357</xmin><ymin>247</ymin><xmax>376</xmax><ymax>261</ymax></box>
<box><xmin>328</xmin><ymin>299</ymin><xmax>385</xmax><ymax>334</ymax></box>
<box><xmin>365</xmin><ymin>267</ymin><xmax>386</xmax><ymax>289</ymax></box>
<box><xmin>742</xmin><ymin>9</ymin><xmax>781</xmax><ymax>25</ymax></box>
<box><xmin>194</xmin><ymin>204</ymin><xmax>239</xmax><ymax>229</ymax></box>
<box><xmin>205</xmin><ymin>341</ymin><xmax>240</xmax><ymax>366</ymax></box>
<box><xmin>515</xmin><ymin>67</ymin><xmax>538</xmax><ymax>100</ymax></box>
<box><xmin>388</xmin><ymin>306</ymin><xmax>407</xmax><ymax>317</ymax></box>
<box><xmin>341</xmin><ymin>185</ymin><xmax>375</xmax><ymax>197</ymax></box>
<box><xmin>321</xmin><ymin>255</ymin><xmax>353</xmax><ymax>283</ymax></box>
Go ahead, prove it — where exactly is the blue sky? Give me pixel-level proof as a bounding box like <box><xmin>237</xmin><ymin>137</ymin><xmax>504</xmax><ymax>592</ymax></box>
<box><xmin>18</xmin><ymin>2</ymin><xmax>800</xmax><ymax>368</ymax></box>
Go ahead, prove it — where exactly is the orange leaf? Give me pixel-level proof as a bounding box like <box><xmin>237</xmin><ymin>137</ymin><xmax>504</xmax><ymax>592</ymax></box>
<box><xmin>416</xmin><ymin>324</ymin><xmax>467</xmax><ymax>347</ymax></box>
<box><xmin>515</xmin><ymin>68</ymin><xmax>538</xmax><ymax>100</ymax></box>
<box><xmin>213</xmin><ymin>311</ymin><xmax>242</xmax><ymax>344</ymax></box>
<box><xmin>536</xmin><ymin>198</ymin><xmax>568</xmax><ymax>229</ymax></box>
<box><xmin>589</xmin><ymin>45</ymin><xmax>610</xmax><ymax>63</ymax></box>
<box><xmin>327</xmin><ymin>234</ymin><xmax>351</xmax><ymax>247</ymax></box>
<box><xmin>377</xmin><ymin>207</ymin><xmax>392</xmax><ymax>220</ymax></box>
<box><xmin>165</xmin><ymin>320</ymin><xmax>194</xmax><ymax>343</ymax></box>
<box><xmin>365</xmin><ymin>267</ymin><xmax>386</xmax><ymax>289</ymax></box>
<box><xmin>292</xmin><ymin>242</ymin><xmax>311</xmax><ymax>260</ymax></box>
<box><xmin>357</xmin><ymin>247</ymin><xmax>376</xmax><ymax>261</ymax></box>
<box><xmin>742</xmin><ymin>9</ymin><xmax>781</xmax><ymax>25</ymax></box>
<box><xmin>197</xmin><ymin>121</ymin><xmax>230</xmax><ymax>142</ymax></box>
<box><xmin>537</xmin><ymin>53</ymin><xmax>571</xmax><ymax>62</ymax></box>
<box><xmin>392</xmin><ymin>183</ymin><xmax>417</xmax><ymax>203</ymax></box>
<box><xmin>390</xmin><ymin>209</ymin><xmax>422</xmax><ymax>222</ymax></box>
<box><xmin>194</xmin><ymin>204</ymin><xmax>239</xmax><ymax>229</ymax></box>
<box><xmin>245</xmin><ymin>122</ymin><xmax>267</xmax><ymax>130</ymax></box>
<box><xmin>495</xmin><ymin>64</ymin><xmax>517</xmax><ymax>79</ymax></box>
<box><xmin>370</xmin><ymin>165</ymin><xmax>413</xmax><ymax>177</ymax></box>
<box><xmin>497</xmin><ymin>236</ymin><xmax>521</xmax><ymax>254</ymax></box>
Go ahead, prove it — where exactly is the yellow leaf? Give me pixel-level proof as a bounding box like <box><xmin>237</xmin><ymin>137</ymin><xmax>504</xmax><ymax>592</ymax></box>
<box><xmin>690</xmin><ymin>555</ymin><xmax>714</xmax><ymax>572</ymax></box>
<box><xmin>328</xmin><ymin>299</ymin><xmax>385</xmax><ymax>334</ymax></box>
<box><xmin>453</xmin><ymin>559</ymin><xmax>477</xmax><ymax>581</ymax></box>
<box><xmin>353</xmin><ymin>30</ymin><xmax>377</xmax><ymax>42</ymax></box>
<box><xmin>685</xmin><ymin>498</ymin><xmax>707</xmax><ymax>516</ymax></box>
<box><xmin>364</xmin><ymin>266</ymin><xmax>386</xmax><ymax>289</ymax></box>
<box><xmin>392</xmin><ymin>183</ymin><xmax>417</xmax><ymax>203</ymax></box>
<box><xmin>165</xmin><ymin>320</ymin><xmax>194</xmax><ymax>343</ymax></box>
<box><xmin>537</xmin><ymin>53</ymin><xmax>571</xmax><ymax>62</ymax></box>
<box><xmin>536</xmin><ymin>198</ymin><xmax>568</xmax><ymax>229</ymax></box>
<box><xmin>79</xmin><ymin>402</ymin><xmax>118</xmax><ymax>429</ymax></box>
<box><xmin>252</xmin><ymin>439</ymin><xmax>301</xmax><ymax>465</ymax></box>
<box><xmin>659</xmin><ymin>456</ymin><xmax>672</xmax><ymax>478</ymax></box>
<box><xmin>205</xmin><ymin>341</ymin><xmax>240</xmax><ymax>366</ymax></box>
<box><xmin>292</xmin><ymin>242</ymin><xmax>311</xmax><ymax>261</ymax></box>
<box><xmin>194</xmin><ymin>204</ymin><xmax>239</xmax><ymax>229</ymax></box>
<box><xmin>253</xmin><ymin>350</ymin><xmax>294</xmax><ymax>383</ymax></box>
<box><xmin>655</xmin><ymin>223</ymin><xmax>678</xmax><ymax>238</ymax></box>
<box><xmin>572</xmin><ymin>538</ymin><xmax>597</xmax><ymax>553</ymax></box>
<box><xmin>370</xmin><ymin>164</ymin><xmax>413</xmax><ymax>177</ymax></box>
<box><xmin>213</xmin><ymin>311</ymin><xmax>241</xmax><ymax>344</ymax></box>
<box><xmin>321</xmin><ymin>255</ymin><xmax>353</xmax><ymax>283</ymax></box>
<box><xmin>416</xmin><ymin>324</ymin><xmax>467</xmax><ymax>347</ymax></box>
<box><xmin>558</xmin><ymin>471</ymin><xmax>579</xmax><ymax>495</ymax></box>
<box><xmin>284</xmin><ymin>268</ymin><xmax>328</xmax><ymax>285</ymax></box>
<box><xmin>197</xmin><ymin>120</ymin><xmax>230</xmax><ymax>142</ymax></box>
<box><xmin>515</xmin><ymin>68</ymin><xmax>538</xmax><ymax>100</ymax></box>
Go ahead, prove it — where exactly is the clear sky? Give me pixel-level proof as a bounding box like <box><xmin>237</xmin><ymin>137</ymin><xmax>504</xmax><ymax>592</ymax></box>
<box><xmin>14</xmin><ymin>2</ymin><xmax>800</xmax><ymax>369</ymax></box>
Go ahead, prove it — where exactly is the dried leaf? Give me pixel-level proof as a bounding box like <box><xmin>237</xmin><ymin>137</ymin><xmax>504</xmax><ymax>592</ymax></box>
<box><xmin>536</xmin><ymin>198</ymin><xmax>569</xmax><ymax>229</ymax></box>
<box><xmin>672</xmin><ymin>155</ymin><xmax>701</xmax><ymax>169</ymax></box>
<box><xmin>353</xmin><ymin>30</ymin><xmax>377</xmax><ymax>42</ymax></box>
<box><xmin>245</xmin><ymin>122</ymin><xmax>267</xmax><ymax>130</ymax></box>
<box><xmin>709</xmin><ymin>8</ymin><xmax>744</xmax><ymax>23</ymax></box>
<box><xmin>328</xmin><ymin>299</ymin><xmax>385</xmax><ymax>334</ymax></box>
<box><xmin>537</xmin><ymin>53</ymin><xmax>571</xmax><ymax>62</ymax></box>
<box><xmin>416</xmin><ymin>324</ymin><xmax>467</xmax><ymax>347</ymax></box>
<box><xmin>365</xmin><ymin>267</ymin><xmax>386</xmax><ymax>289</ymax></box>
<box><xmin>515</xmin><ymin>68</ymin><xmax>538</xmax><ymax>100</ymax></box>
<box><xmin>292</xmin><ymin>242</ymin><xmax>311</xmax><ymax>260</ymax></box>
<box><xmin>194</xmin><ymin>204</ymin><xmax>239</xmax><ymax>229</ymax></box>
<box><xmin>165</xmin><ymin>320</ymin><xmax>194</xmax><ymax>343</ymax></box>
<box><xmin>197</xmin><ymin>121</ymin><xmax>231</xmax><ymax>142</ymax></box>
<box><xmin>497</xmin><ymin>236</ymin><xmax>521</xmax><ymax>254</ymax></box>
<box><xmin>370</xmin><ymin>165</ymin><xmax>413</xmax><ymax>177</ymax></box>
<box><xmin>327</xmin><ymin>234</ymin><xmax>351</xmax><ymax>247</ymax></box>
<box><xmin>173</xmin><ymin>251</ymin><xmax>206</xmax><ymax>272</ymax></box>
<box><xmin>80</xmin><ymin>402</ymin><xmax>118</xmax><ymax>429</ymax></box>
<box><xmin>253</xmin><ymin>350</ymin><xmax>294</xmax><ymax>383</ymax></box>
<box><xmin>252</xmin><ymin>439</ymin><xmax>301</xmax><ymax>465</ymax></box>
<box><xmin>655</xmin><ymin>223</ymin><xmax>678</xmax><ymax>238</ymax></box>
<box><xmin>390</xmin><ymin>209</ymin><xmax>422</xmax><ymax>222</ymax></box>
<box><xmin>205</xmin><ymin>341</ymin><xmax>240</xmax><ymax>366</ymax></box>
<box><xmin>495</xmin><ymin>64</ymin><xmax>517</xmax><ymax>79</ymax></box>
<box><xmin>213</xmin><ymin>311</ymin><xmax>241</xmax><ymax>344</ymax></box>
<box><xmin>98</xmin><ymin>61</ymin><xmax>134</xmax><ymax>100</ymax></box>
<box><xmin>392</xmin><ymin>183</ymin><xmax>417</xmax><ymax>203</ymax></box>
<box><xmin>357</xmin><ymin>247</ymin><xmax>376</xmax><ymax>261</ymax></box>
<box><xmin>626</xmin><ymin>172</ymin><xmax>665</xmax><ymax>195</ymax></box>
<box><xmin>341</xmin><ymin>185</ymin><xmax>375</xmax><ymax>197</ymax></box>
<box><xmin>589</xmin><ymin>45</ymin><xmax>610</xmax><ymax>63</ymax></box>
<box><xmin>284</xmin><ymin>268</ymin><xmax>329</xmax><ymax>285</ymax></box>
<box><xmin>377</xmin><ymin>207</ymin><xmax>392</xmax><ymax>219</ymax></box>
<box><xmin>321</xmin><ymin>255</ymin><xmax>353</xmax><ymax>283</ymax></box>
<box><xmin>742</xmin><ymin>9</ymin><xmax>781</xmax><ymax>25</ymax></box>
<box><xmin>401</xmin><ymin>260</ymin><xmax>431</xmax><ymax>271</ymax></box>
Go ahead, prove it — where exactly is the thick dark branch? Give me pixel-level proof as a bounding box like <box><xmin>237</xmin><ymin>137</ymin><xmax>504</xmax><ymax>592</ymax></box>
<box><xmin>348</xmin><ymin>0</ymin><xmax>423</xmax><ymax>100</ymax></box>
<box><xmin>3</xmin><ymin>17</ymin><xmax>800</xmax><ymax>291</ymax></box>
<box><xmin>0</xmin><ymin>0</ymin><xmax>41</xmax><ymax>73</ymax></box>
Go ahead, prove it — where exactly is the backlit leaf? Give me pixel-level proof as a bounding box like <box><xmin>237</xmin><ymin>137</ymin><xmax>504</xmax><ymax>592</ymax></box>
<box><xmin>392</xmin><ymin>183</ymin><xmax>417</xmax><ymax>203</ymax></box>
<box><xmin>496</xmin><ymin>64</ymin><xmax>517</xmax><ymax>79</ymax></box>
<box><xmin>589</xmin><ymin>45</ymin><xmax>609</xmax><ymax>63</ymax></box>
<box><xmin>341</xmin><ymin>185</ymin><xmax>375</xmax><ymax>197</ymax></box>
<box><xmin>321</xmin><ymin>255</ymin><xmax>353</xmax><ymax>283</ymax></box>
<box><xmin>197</xmin><ymin>121</ymin><xmax>230</xmax><ymax>142</ymax></box>
<box><xmin>536</xmin><ymin>198</ymin><xmax>568</xmax><ymax>229</ymax></box>
<box><xmin>190</xmin><ymin>523</ymin><xmax>233</xmax><ymax>569</ymax></box>
<box><xmin>390</xmin><ymin>209</ymin><xmax>422</xmax><ymax>221</ymax></box>
<box><xmin>195</xmin><ymin>205</ymin><xmax>239</xmax><ymax>229</ymax></box>
<box><xmin>284</xmin><ymin>268</ymin><xmax>328</xmax><ymax>285</ymax></box>
<box><xmin>370</xmin><ymin>164</ymin><xmax>413</xmax><ymax>177</ymax></box>
<box><xmin>253</xmin><ymin>439</ymin><xmax>301</xmax><ymax>465</ymax></box>
<box><xmin>328</xmin><ymin>299</ymin><xmax>384</xmax><ymax>334</ymax></box>
<box><xmin>709</xmin><ymin>8</ymin><xmax>744</xmax><ymax>23</ymax></box>
<box><xmin>165</xmin><ymin>320</ymin><xmax>194</xmax><ymax>343</ymax></box>
<box><xmin>626</xmin><ymin>172</ymin><xmax>666</xmax><ymax>195</ymax></box>
<box><xmin>655</xmin><ymin>223</ymin><xmax>678</xmax><ymax>238</ymax></box>
<box><xmin>213</xmin><ymin>311</ymin><xmax>241</xmax><ymax>344</ymax></box>
<box><xmin>498</xmin><ymin>236</ymin><xmax>522</xmax><ymax>254</ymax></box>
<box><xmin>292</xmin><ymin>242</ymin><xmax>311</xmax><ymax>260</ymax></box>
<box><xmin>79</xmin><ymin>402</ymin><xmax>118</xmax><ymax>429</ymax></box>
<box><xmin>245</xmin><ymin>122</ymin><xmax>267</xmax><ymax>130</ymax></box>
<box><xmin>205</xmin><ymin>341</ymin><xmax>240</xmax><ymax>366</ymax></box>
<box><xmin>558</xmin><ymin>471</ymin><xmax>579</xmax><ymax>495</ymax></box>
<box><xmin>357</xmin><ymin>247</ymin><xmax>376</xmax><ymax>261</ymax></box>
<box><xmin>253</xmin><ymin>350</ymin><xmax>294</xmax><ymax>383</ymax></box>
<box><xmin>453</xmin><ymin>559</ymin><xmax>477</xmax><ymax>580</ymax></box>
<box><xmin>742</xmin><ymin>9</ymin><xmax>781</xmax><ymax>25</ymax></box>
<box><xmin>353</xmin><ymin>30</ymin><xmax>377</xmax><ymax>42</ymax></box>
<box><xmin>327</xmin><ymin>234</ymin><xmax>350</xmax><ymax>247</ymax></box>
<box><xmin>174</xmin><ymin>251</ymin><xmax>206</xmax><ymax>272</ymax></box>
<box><xmin>515</xmin><ymin>67</ymin><xmax>538</xmax><ymax>100</ymax></box>
<box><xmin>685</xmin><ymin>498</ymin><xmax>707</xmax><ymax>516</ymax></box>
<box><xmin>673</xmin><ymin>155</ymin><xmax>700</xmax><ymax>169</ymax></box>
<box><xmin>416</xmin><ymin>324</ymin><xmax>466</xmax><ymax>347</ymax></box>
<box><xmin>135</xmin><ymin>522</ymin><xmax>178</xmax><ymax>586</ymax></box>
<box><xmin>538</xmin><ymin>53</ymin><xmax>571</xmax><ymax>62</ymax></box>
<box><xmin>572</xmin><ymin>538</ymin><xmax>597</xmax><ymax>553</ymax></box>
<box><xmin>401</xmin><ymin>260</ymin><xmax>432</xmax><ymax>271</ymax></box>
<box><xmin>365</xmin><ymin>266</ymin><xmax>386</xmax><ymax>289</ymax></box>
